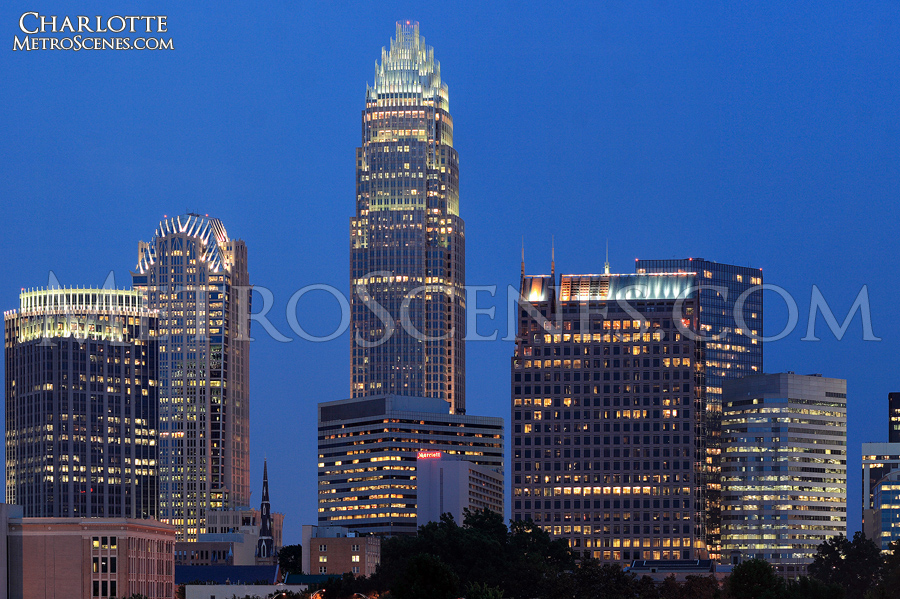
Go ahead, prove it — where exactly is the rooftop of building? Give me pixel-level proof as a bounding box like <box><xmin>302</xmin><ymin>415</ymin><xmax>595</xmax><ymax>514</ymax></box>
<box><xmin>521</xmin><ymin>272</ymin><xmax>697</xmax><ymax>303</ymax></box>
<box><xmin>319</xmin><ymin>394</ymin><xmax>504</xmax><ymax>426</ymax></box>
<box><xmin>174</xmin><ymin>564</ymin><xmax>278</xmax><ymax>585</ymax></box>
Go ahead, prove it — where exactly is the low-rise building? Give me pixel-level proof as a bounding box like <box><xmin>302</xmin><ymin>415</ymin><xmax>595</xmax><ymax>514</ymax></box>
<box><xmin>301</xmin><ymin>525</ymin><xmax>380</xmax><ymax>577</ymax></box>
<box><xmin>2</xmin><ymin>508</ymin><xmax>175</xmax><ymax>599</ymax></box>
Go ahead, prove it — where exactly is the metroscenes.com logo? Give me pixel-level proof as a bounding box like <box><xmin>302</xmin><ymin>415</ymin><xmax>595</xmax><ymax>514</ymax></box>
<box><xmin>13</xmin><ymin>13</ymin><xmax>173</xmax><ymax>51</ymax></box>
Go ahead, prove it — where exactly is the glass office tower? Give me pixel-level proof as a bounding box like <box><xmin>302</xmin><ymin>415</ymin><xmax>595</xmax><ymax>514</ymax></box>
<box><xmin>511</xmin><ymin>271</ymin><xmax>707</xmax><ymax>563</ymax></box>
<box><xmin>350</xmin><ymin>21</ymin><xmax>466</xmax><ymax>413</ymax></box>
<box><xmin>133</xmin><ymin>214</ymin><xmax>251</xmax><ymax>540</ymax></box>
<box><xmin>722</xmin><ymin>373</ymin><xmax>847</xmax><ymax>576</ymax></box>
<box><xmin>4</xmin><ymin>288</ymin><xmax>158</xmax><ymax>518</ymax></box>
<box><xmin>635</xmin><ymin>258</ymin><xmax>762</xmax><ymax>558</ymax></box>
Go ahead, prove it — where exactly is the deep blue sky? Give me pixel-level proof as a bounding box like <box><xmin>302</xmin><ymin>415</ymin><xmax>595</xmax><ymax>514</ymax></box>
<box><xmin>2</xmin><ymin>2</ymin><xmax>899</xmax><ymax>544</ymax></box>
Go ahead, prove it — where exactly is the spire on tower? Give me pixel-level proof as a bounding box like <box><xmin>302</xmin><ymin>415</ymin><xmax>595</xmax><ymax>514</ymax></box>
<box><xmin>550</xmin><ymin>236</ymin><xmax>556</xmax><ymax>283</ymax></box>
<box><xmin>604</xmin><ymin>239</ymin><xmax>610</xmax><ymax>275</ymax></box>
<box><xmin>521</xmin><ymin>237</ymin><xmax>525</xmax><ymax>280</ymax></box>
<box><xmin>256</xmin><ymin>460</ymin><xmax>274</xmax><ymax>562</ymax></box>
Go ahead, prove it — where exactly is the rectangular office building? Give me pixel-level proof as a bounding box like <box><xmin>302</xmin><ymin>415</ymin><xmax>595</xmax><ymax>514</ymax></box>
<box><xmin>416</xmin><ymin>451</ymin><xmax>504</xmax><ymax>526</ymax></box>
<box><xmin>318</xmin><ymin>395</ymin><xmax>503</xmax><ymax>535</ymax></box>
<box><xmin>722</xmin><ymin>373</ymin><xmax>847</xmax><ymax>576</ymax></box>
<box><xmin>635</xmin><ymin>258</ymin><xmax>762</xmax><ymax>558</ymax></box>
<box><xmin>512</xmin><ymin>271</ymin><xmax>706</xmax><ymax>563</ymax></box>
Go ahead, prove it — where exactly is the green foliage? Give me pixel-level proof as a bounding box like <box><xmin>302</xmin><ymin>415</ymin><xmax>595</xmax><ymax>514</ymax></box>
<box><xmin>464</xmin><ymin>581</ymin><xmax>505</xmax><ymax>599</ymax></box>
<box><xmin>784</xmin><ymin>576</ymin><xmax>844</xmax><ymax>599</ymax></box>
<box><xmin>391</xmin><ymin>553</ymin><xmax>459</xmax><ymax>599</ymax></box>
<box><xmin>809</xmin><ymin>532</ymin><xmax>882</xmax><ymax>599</ymax></box>
<box><xmin>372</xmin><ymin>509</ymin><xmax>574</xmax><ymax>599</ymax></box>
<box><xmin>566</xmin><ymin>560</ymin><xmax>635</xmax><ymax>599</ymax></box>
<box><xmin>868</xmin><ymin>540</ymin><xmax>900</xmax><ymax>599</ymax></box>
<box><xmin>723</xmin><ymin>558</ymin><xmax>784</xmax><ymax>599</ymax></box>
<box><xmin>278</xmin><ymin>544</ymin><xmax>304</xmax><ymax>576</ymax></box>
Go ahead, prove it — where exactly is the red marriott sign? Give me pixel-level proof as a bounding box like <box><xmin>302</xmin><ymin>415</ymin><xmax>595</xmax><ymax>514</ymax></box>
<box><xmin>417</xmin><ymin>450</ymin><xmax>442</xmax><ymax>459</ymax></box>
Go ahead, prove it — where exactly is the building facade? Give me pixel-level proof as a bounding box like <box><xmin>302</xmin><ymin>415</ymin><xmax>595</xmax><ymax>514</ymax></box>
<box><xmin>867</xmin><ymin>470</ymin><xmax>900</xmax><ymax>551</ymax></box>
<box><xmin>302</xmin><ymin>525</ymin><xmax>381</xmax><ymax>577</ymax></box>
<box><xmin>416</xmin><ymin>450</ymin><xmax>504</xmax><ymax>527</ymax></box>
<box><xmin>861</xmin><ymin>442</ymin><xmax>900</xmax><ymax>541</ymax></box>
<box><xmin>4</xmin><ymin>288</ymin><xmax>158</xmax><ymax>519</ymax></box>
<box><xmin>635</xmin><ymin>258</ymin><xmax>763</xmax><ymax>558</ymax></box>
<box><xmin>176</xmin><ymin>462</ymin><xmax>284</xmax><ymax>566</ymax></box>
<box><xmin>721</xmin><ymin>373</ymin><xmax>847</xmax><ymax>576</ymax></box>
<box><xmin>133</xmin><ymin>213</ymin><xmax>251</xmax><ymax>540</ymax></box>
<box><xmin>511</xmin><ymin>271</ymin><xmax>706</xmax><ymax>563</ymax></box>
<box><xmin>890</xmin><ymin>393</ymin><xmax>900</xmax><ymax>443</ymax></box>
<box><xmin>350</xmin><ymin>21</ymin><xmax>466</xmax><ymax>413</ymax></box>
<box><xmin>318</xmin><ymin>395</ymin><xmax>503</xmax><ymax>535</ymax></box>
<box><xmin>6</xmin><ymin>514</ymin><xmax>175</xmax><ymax>599</ymax></box>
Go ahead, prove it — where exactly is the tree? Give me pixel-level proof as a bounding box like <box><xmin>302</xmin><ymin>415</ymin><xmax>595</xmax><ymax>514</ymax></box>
<box><xmin>680</xmin><ymin>575</ymin><xmax>719</xmax><ymax>599</ymax></box>
<box><xmin>869</xmin><ymin>540</ymin><xmax>900</xmax><ymax>599</ymax></box>
<box><xmin>723</xmin><ymin>558</ymin><xmax>784</xmax><ymax>599</ymax></box>
<box><xmin>278</xmin><ymin>544</ymin><xmax>304</xmax><ymax>576</ymax></box>
<box><xmin>371</xmin><ymin>510</ymin><xmax>576</xmax><ymax>599</ymax></box>
<box><xmin>784</xmin><ymin>576</ymin><xmax>844</xmax><ymax>599</ymax></box>
<box><xmin>808</xmin><ymin>532</ymin><xmax>881</xmax><ymax>599</ymax></box>
<box><xmin>567</xmin><ymin>560</ymin><xmax>642</xmax><ymax>599</ymax></box>
<box><xmin>464</xmin><ymin>581</ymin><xmax>505</xmax><ymax>599</ymax></box>
<box><xmin>391</xmin><ymin>553</ymin><xmax>460</xmax><ymax>599</ymax></box>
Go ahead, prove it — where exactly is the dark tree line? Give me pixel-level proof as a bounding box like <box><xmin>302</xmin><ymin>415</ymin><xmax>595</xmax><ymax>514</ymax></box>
<box><xmin>307</xmin><ymin>516</ymin><xmax>900</xmax><ymax>599</ymax></box>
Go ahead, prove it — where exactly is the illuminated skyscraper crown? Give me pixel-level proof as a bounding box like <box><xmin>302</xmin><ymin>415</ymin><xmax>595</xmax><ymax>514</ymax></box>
<box><xmin>136</xmin><ymin>213</ymin><xmax>231</xmax><ymax>274</ymax></box>
<box><xmin>367</xmin><ymin>21</ymin><xmax>449</xmax><ymax>113</ymax></box>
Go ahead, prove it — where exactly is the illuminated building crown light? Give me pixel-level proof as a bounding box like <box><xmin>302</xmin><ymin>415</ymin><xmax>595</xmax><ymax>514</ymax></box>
<box><xmin>136</xmin><ymin>213</ymin><xmax>231</xmax><ymax>274</ymax></box>
<box><xmin>367</xmin><ymin>20</ymin><xmax>448</xmax><ymax>112</ymax></box>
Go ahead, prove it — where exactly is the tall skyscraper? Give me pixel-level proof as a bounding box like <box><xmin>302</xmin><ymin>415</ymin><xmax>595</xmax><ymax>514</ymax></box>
<box><xmin>318</xmin><ymin>395</ymin><xmax>503</xmax><ymax>535</ymax></box>
<box><xmin>511</xmin><ymin>269</ymin><xmax>707</xmax><ymax>563</ymax></box>
<box><xmin>635</xmin><ymin>258</ymin><xmax>762</xmax><ymax>558</ymax></box>
<box><xmin>4</xmin><ymin>288</ymin><xmax>158</xmax><ymax>518</ymax></box>
<box><xmin>350</xmin><ymin>21</ymin><xmax>466</xmax><ymax>413</ymax></box>
<box><xmin>721</xmin><ymin>373</ymin><xmax>847</xmax><ymax>576</ymax></box>
<box><xmin>132</xmin><ymin>213</ymin><xmax>251</xmax><ymax>541</ymax></box>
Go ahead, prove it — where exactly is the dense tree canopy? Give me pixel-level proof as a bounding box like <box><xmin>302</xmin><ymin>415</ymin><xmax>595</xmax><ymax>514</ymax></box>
<box><xmin>808</xmin><ymin>532</ymin><xmax>881</xmax><ymax>599</ymax></box>
<box><xmin>309</xmin><ymin>517</ymin><xmax>895</xmax><ymax>599</ymax></box>
<box><xmin>278</xmin><ymin>543</ymin><xmax>304</xmax><ymax>576</ymax></box>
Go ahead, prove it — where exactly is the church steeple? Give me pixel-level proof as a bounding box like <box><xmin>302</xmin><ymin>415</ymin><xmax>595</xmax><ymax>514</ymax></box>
<box><xmin>256</xmin><ymin>460</ymin><xmax>274</xmax><ymax>560</ymax></box>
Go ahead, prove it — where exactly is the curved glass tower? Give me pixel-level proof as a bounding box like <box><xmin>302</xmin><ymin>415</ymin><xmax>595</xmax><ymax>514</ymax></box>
<box><xmin>350</xmin><ymin>21</ymin><xmax>466</xmax><ymax>413</ymax></box>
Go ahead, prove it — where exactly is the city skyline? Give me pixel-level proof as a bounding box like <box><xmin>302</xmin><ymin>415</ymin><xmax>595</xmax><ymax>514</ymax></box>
<box><xmin>2</xmin><ymin>3</ymin><xmax>899</xmax><ymax>545</ymax></box>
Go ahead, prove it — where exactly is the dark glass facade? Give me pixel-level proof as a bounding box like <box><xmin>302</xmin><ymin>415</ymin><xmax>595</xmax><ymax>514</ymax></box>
<box><xmin>635</xmin><ymin>258</ymin><xmax>762</xmax><ymax>558</ymax></box>
<box><xmin>133</xmin><ymin>214</ymin><xmax>251</xmax><ymax>540</ymax></box>
<box><xmin>4</xmin><ymin>289</ymin><xmax>158</xmax><ymax>518</ymax></box>
<box><xmin>350</xmin><ymin>21</ymin><xmax>466</xmax><ymax>413</ymax></box>
<box><xmin>890</xmin><ymin>392</ymin><xmax>900</xmax><ymax>443</ymax></box>
<box><xmin>511</xmin><ymin>272</ymin><xmax>706</xmax><ymax>563</ymax></box>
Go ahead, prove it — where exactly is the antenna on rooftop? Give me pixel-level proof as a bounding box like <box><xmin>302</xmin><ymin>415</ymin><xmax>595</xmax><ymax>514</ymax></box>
<box><xmin>605</xmin><ymin>239</ymin><xmax>610</xmax><ymax>275</ymax></box>
<box><xmin>550</xmin><ymin>236</ymin><xmax>556</xmax><ymax>282</ymax></box>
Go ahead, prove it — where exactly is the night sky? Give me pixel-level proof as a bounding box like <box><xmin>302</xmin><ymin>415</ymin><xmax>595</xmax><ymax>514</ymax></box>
<box><xmin>3</xmin><ymin>2</ymin><xmax>899</xmax><ymax>544</ymax></box>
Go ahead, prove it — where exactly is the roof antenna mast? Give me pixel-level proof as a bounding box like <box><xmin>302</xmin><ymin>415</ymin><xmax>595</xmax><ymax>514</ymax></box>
<box><xmin>605</xmin><ymin>239</ymin><xmax>610</xmax><ymax>275</ymax></box>
<box><xmin>550</xmin><ymin>235</ymin><xmax>556</xmax><ymax>283</ymax></box>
